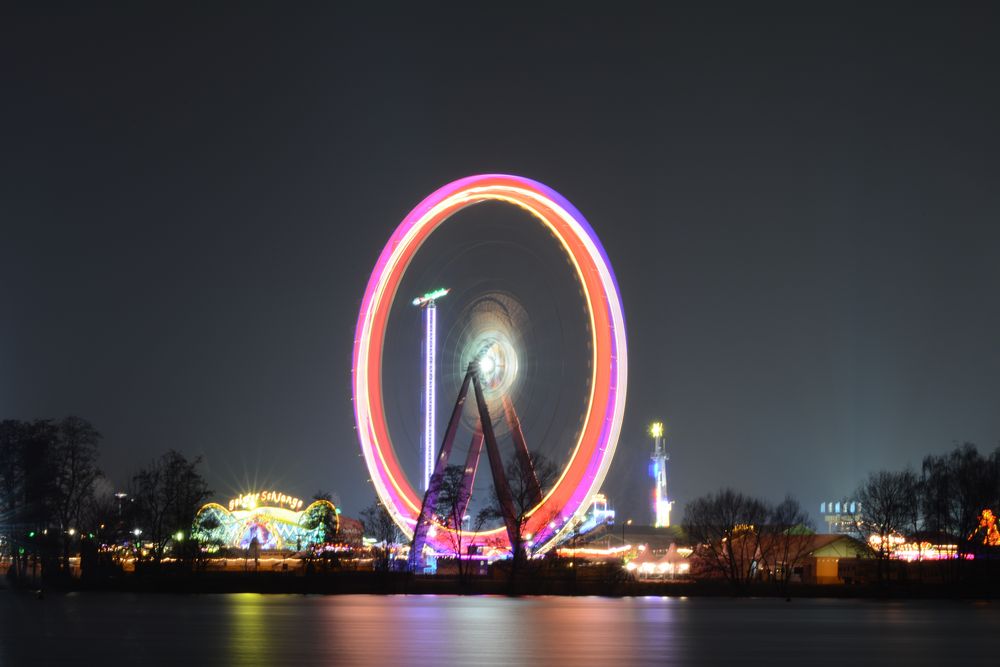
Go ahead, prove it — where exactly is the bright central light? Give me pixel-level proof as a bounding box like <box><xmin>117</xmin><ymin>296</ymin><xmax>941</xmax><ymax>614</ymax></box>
<box><xmin>473</xmin><ymin>334</ymin><xmax>517</xmax><ymax>394</ymax></box>
<box><xmin>479</xmin><ymin>354</ymin><xmax>496</xmax><ymax>375</ymax></box>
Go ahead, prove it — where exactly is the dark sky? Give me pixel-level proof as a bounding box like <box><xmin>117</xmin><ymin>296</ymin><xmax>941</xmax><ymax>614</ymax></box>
<box><xmin>3</xmin><ymin>3</ymin><xmax>999</xmax><ymax>523</ymax></box>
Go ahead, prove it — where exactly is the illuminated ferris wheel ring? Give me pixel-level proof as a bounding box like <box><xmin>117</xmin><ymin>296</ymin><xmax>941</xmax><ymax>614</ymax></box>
<box><xmin>352</xmin><ymin>174</ymin><xmax>628</xmax><ymax>552</ymax></box>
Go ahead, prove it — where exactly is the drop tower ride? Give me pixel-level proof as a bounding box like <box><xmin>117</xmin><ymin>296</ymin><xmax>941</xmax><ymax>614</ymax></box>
<box><xmin>413</xmin><ymin>287</ymin><xmax>449</xmax><ymax>492</ymax></box>
<box><xmin>649</xmin><ymin>421</ymin><xmax>672</xmax><ymax>527</ymax></box>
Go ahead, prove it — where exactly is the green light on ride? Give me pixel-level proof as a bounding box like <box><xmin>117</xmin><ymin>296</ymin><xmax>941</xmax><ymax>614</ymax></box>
<box><xmin>412</xmin><ymin>287</ymin><xmax>450</xmax><ymax>306</ymax></box>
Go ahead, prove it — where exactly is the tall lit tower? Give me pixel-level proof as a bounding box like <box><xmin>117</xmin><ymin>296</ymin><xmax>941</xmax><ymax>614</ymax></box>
<box><xmin>649</xmin><ymin>421</ymin><xmax>672</xmax><ymax>527</ymax></box>
<box><xmin>412</xmin><ymin>287</ymin><xmax>449</xmax><ymax>492</ymax></box>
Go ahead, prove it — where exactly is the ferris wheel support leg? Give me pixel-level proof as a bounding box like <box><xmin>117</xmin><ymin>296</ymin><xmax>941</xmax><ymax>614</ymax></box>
<box><xmin>473</xmin><ymin>372</ymin><xmax>520</xmax><ymax>550</ymax></box>
<box><xmin>408</xmin><ymin>368</ymin><xmax>474</xmax><ymax>572</ymax></box>
<box><xmin>503</xmin><ymin>395</ymin><xmax>543</xmax><ymax>508</ymax></box>
<box><xmin>456</xmin><ymin>431</ymin><xmax>484</xmax><ymax>527</ymax></box>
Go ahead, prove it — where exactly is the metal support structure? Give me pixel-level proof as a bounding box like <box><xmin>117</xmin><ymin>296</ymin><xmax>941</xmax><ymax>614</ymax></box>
<box><xmin>456</xmin><ymin>431</ymin><xmax>484</xmax><ymax>526</ymax></box>
<box><xmin>409</xmin><ymin>362</ymin><xmax>529</xmax><ymax>570</ymax></box>
<box><xmin>503</xmin><ymin>395</ymin><xmax>542</xmax><ymax>508</ymax></box>
<box><xmin>472</xmin><ymin>372</ymin><xmax>520</xmax><ymax>548</ymax></box>
<box><xmin>408</xmin><ymin>369</ymin><xmax>473</xmax><ymax>571</ymax></box>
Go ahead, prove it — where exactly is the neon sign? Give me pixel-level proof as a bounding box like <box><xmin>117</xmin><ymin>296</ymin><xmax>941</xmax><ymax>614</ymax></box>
<box><xmin>228</xmin><ymin>491</ymin><xmax>304</xmax><ymax>512</ymax></box>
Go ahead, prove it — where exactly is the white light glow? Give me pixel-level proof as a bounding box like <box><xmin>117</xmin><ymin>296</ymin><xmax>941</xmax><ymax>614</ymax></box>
<box><xmin>423</xmin><ymin>303</ymin><xmax>437</xmax><ymax>492</ymax></box>
<box><xmin>479</xmin><ymin>354</ymin><xmax>495</xmax><ymax>375</ymax></box>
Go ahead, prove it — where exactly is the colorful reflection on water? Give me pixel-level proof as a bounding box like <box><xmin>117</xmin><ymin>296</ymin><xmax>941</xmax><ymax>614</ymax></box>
<box><xmin>1</xmin><ymin>593</ymin><xmax>998</xmax><ymax>666</ymax></box>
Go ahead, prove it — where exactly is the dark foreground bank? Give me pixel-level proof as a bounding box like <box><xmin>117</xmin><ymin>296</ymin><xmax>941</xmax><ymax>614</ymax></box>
<box><xmin>9</xmin><ymin>569</ymin><xmax>1000</xmax><ymax>599</ymax></box>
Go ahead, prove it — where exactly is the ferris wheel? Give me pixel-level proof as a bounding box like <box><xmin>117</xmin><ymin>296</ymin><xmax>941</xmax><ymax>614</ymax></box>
<box><xmin>352</xmin><ymin>174</ymin><xmax>627</xmax><ymax>559</ymax></box>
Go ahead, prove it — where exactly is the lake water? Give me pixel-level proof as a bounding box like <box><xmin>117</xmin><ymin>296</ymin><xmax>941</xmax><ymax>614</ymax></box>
<box><xmin>1</xmin><ymin>592</ymin><xmax>998</xmax><ymax>666</ymax></box>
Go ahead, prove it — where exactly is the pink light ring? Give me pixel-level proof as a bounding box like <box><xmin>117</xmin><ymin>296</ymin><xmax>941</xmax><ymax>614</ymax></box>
<box><xmin>528</xmin><ymin>209</ymin><xmax>628</xmax><ymax>545</ymax></box>
<box><xmin>478</xmin><ymin>176</ymin><xmax>627</xmax><ymax>551</ymax></box>
<box><xmin>352</xmin><ymin>178</ymin><xmax>471</xmax><ymax>357</ymax></box>
<box><xmin>354</xmin><ymin>174</ymin><xmax>627</xmax><ymax>550</ymax></box>
<box><xmin>353</xmin><ymin>292</ymin><xmax>412</xmax><ymax>533</ymax></box>
<box><xmin>352</xmin><ymin>177</ymin><xmax>506</xmax><ymax>537</ymax></box>
<box><xmin>511</xmin><ymin>176</ymin><xmax>628</xmax><ymax>334</ymax></box>
<box><xmin>529</xmin><ymin>180</ymin><xmax>628</xmax><ymax>545</ymax></box>
<box><xmin>547</xmin><ymin>368</ymin><xmax>626</xmax><ymax>547</ymax></box>
<box><xmin>485</xmin><ymin>176</ymin><xmax>627</xmax><ymax>551</ymax></box>
<box><xmin>397</xmin><ymin>174</ymin><xmax>494</xmax><ymax>235</ymax></box>
<box><xmin>366</xmin><ymin>418</ymin><xmax>416</xmax><ymax>531</ymax></box>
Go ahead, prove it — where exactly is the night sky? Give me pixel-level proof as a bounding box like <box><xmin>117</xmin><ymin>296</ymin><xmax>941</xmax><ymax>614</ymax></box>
<box><xmin>3</xmin><ymin>3</ymin><xmax>999</xmax><ymax>523</ymax></box>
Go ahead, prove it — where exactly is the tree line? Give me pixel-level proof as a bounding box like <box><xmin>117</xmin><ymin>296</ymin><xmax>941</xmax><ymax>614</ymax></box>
<box><xmin>0</xmin><ymin>417</ymin><xmax>210</xmax><ymax>583</ymax></box>
<box><xmin>850</xmin><ymin>442</ymin><xmax>1000</xmax><ymax>568</ymax></box>
<box><xmin>682</xmin><ymin>441</ymin><xmax>1000</xmax><ymax>588</ymax></box>
<box><xmin>682</xmin><ymin>490</ymin><xmax>814</xmax><ymax>590</ymax></box>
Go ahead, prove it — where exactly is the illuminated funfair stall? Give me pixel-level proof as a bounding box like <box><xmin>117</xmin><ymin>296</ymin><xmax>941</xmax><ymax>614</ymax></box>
<box><xmin>194</xmin><ymin>492</ymin><xmax>340</xmax><ymax>551</ymax></box>
<box><xmin>352</xmin><ymin>174</ymin><xmax>628</xmax><ymax>568</ymax></box>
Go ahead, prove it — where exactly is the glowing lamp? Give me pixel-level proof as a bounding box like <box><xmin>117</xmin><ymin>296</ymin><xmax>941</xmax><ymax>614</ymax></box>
<box><xmin>650</xmin><ymin>422</ymin><xmax>664</xmax><ymax>438</ymax></box>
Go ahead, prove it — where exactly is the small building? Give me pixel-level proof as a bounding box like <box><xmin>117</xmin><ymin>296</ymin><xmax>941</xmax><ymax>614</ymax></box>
<box><xmin>690</xmin><ymin>532</ymin><xmax>867</xmax><ymax>585</ymax></box>
<box><xmin>796</xmin><ymin>535</ymin><xmax>867</xmax><ymax>584</ymax></box>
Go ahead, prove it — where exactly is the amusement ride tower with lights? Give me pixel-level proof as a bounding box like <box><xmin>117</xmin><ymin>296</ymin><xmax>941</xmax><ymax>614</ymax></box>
<box><xmin>649</xmin><ymin>421</ymin><xmax>673</xmax><ymax>528</ymax></box>
<box><xmin>412</xmin><ymin>287</ymin><xmax>449</xmax><ymax>492</ymax></box>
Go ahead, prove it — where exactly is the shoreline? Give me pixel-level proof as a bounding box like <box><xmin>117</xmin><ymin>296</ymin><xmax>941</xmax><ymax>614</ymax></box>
<box><xmin>6</xmin><ymin>572</ymin><xmax>999</xmax><ymax>601</ymax></box>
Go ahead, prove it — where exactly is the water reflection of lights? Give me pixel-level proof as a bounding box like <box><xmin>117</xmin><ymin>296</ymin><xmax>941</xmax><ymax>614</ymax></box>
<box><xmin>320</xmin><ymin>595</ymin><xmax>683</xmax><ymax>665</ymax></box>
<box><xmin>228</xmin><ymin>594</ymin><xmax>273</xmax><ymax>664</ymax></box>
